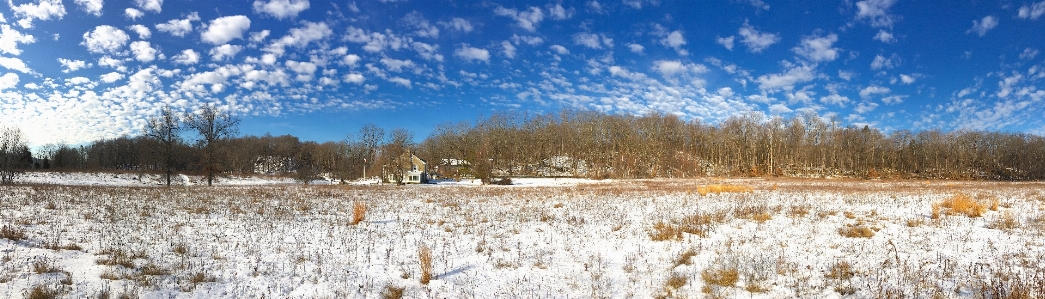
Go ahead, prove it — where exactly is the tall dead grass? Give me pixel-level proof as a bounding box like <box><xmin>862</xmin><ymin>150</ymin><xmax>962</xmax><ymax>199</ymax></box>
<box><xmin>937</xmin><ymin>193</ymin><xmax>987</xmax><ymax>218</ymax></box>
<box><xmin>696</xmin><ymin>185</ymin><xmax>753</xmax><ymax>196</ymax></box>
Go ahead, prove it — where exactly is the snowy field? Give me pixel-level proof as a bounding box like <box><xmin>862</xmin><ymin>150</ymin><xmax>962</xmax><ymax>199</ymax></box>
<box><xmin>2</xmin><ymin>175</ymin><xmax>1045</xmax><ymax>298</ymax></box>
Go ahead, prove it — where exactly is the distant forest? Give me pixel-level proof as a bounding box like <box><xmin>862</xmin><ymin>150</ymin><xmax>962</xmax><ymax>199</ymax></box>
<box><xmin>7</xmin><ymin>109</ymin><xmax>1045</xmax><ymax>183</ymax></box>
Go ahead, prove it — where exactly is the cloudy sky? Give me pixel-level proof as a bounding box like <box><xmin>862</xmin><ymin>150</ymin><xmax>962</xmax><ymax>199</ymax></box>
<box><xmin>1</xmin><ymin>0</ymin><xmax>1044</xmax><ymax>146</ymax></box>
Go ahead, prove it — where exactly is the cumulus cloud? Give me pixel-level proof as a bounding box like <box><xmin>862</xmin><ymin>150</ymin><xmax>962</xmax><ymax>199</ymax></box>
<box><xmin>899</xmin><ymin>74</ymin><xmax>915</xmax><ymax>84</ymax></box>
<box><xmin>74</xmin><ymin>0</ymin><xmax>104</xmax><ymax>17</ymax></box>
<box><xmin>128</xmin><ymin>24</ymin><xmax>151</xmax><ymax>39</ymax></box>
<box><xmin>82</xmin><ymin>25</ymin><xmax>130</xmax><ymax>54</ymax></box>
<box><xmin>870</xmin><ymin>54</ymin><xmax>896</xmax><ymax>70</ymax></box>
<box><xmin>388</xmin><ymin>76</ymin><xmax>412</xmax><ymax>88</ymax></box>
<box><xmin>873</xmin><ymin>30</ymin><xmax>895</xmax><ymax>43</ymax></box>
<box><xmin>855</xmin><ymin>0</ymin><xmax>897</xmax><ymax>28</ymax></box>
<box><xmin>967</xmin><ymin>15</ymin><xmax>998</xmax><ymax>37</ymax></box>
<box><xmin>134</xmin><ymin>0</ymin><xmax>163</xmax><ymax>13</ymax></box>
<box><xmin>170</xmin><ymin>49</ymin><xmax>200</xmax><ymax>64</ymax></box>
<box><xmin>627</xmin><ymin>43</ymin><xmax>644</xmax><ymax>54</ymax></box>
<box><xmin>512</xmin><ymin>35</ymin><xmax>544</xmax><ymax>45</ymax></box>
<box><xmin>1020</xmin><ymin>48</ymin><xmax>1039</xmax><ymax>60</ymax></box>
<box><xmin>854</xmin><ymin>102</ymin><xmax>879</xmax><ymax>113</ymax></box>
<box><xmin>124</xmin><ymin>8</ymin><xmax>143</xmax><ymax>20</ymax></box>
<box><xmin>343</xmin><ymin>73</ymin><xmax>364</xmax><ymax>84</ymax></box>
<box><xmin>455</xmin><ymin>44</ymin><xmax>490</xmax><ymax>62</ymax></box>
<box><xmin>253</xmin><ymin>0</ymin><xmax>310</xmax><ymax>19</ymax></box>
<box><xmin>659</xmin><ymin>30</ymin><xmax>687</xmax><ymax>55</ymax></box>
<box><xmin>57</xmin><ymin>58</ymin><xmax>90</xmax><ymax>73</ymax></box>
<box><xmin>0</xmin><ymin>24</ymin><xmax>37</xmax><ymax>55</ymax></box>
<box><xmin>859</xmin><ymin>85</ymin><xmax>890</xmax><ymax>98</ymax></box>
<box><xmin>494</xmin><ymin>6</ymin><xmax>544</xmax><ymax>32</ymax></box>
<box><xmin>99</xmin><ymin>72</ymin><xmax>124</xmax><ymax>83</ymax></box>
<box><xmin>793</xmin><ymin>33</ymin><xmax>839</xmax><ymax>62</ymax></box>
<box><xmin>129</xmin><ymin>41</ymin><xmax>158</xmax><ymax>62</ymax></box>
<box><xmin>1018</xmin><ymin>1</ymin><xmax>1045</xmax><ymax>20</ymax></box>
<box><xmin>502</xmin><ymin>40</ymin><xmax>516</xmax><ymax>58</ymax></box>
<box><xmin>0</xmin><ymin>73</ymin><xmax>19</xmax><ymax>91</ymax></box>
<box><xmin>0</xmin><ymin>56</ymin><xmax>34</xmax><ymax>73</ymax></box>
<box><xmin>548</xmin><ymin>3</ymin><xmax>572</xmax><ymax>20</ymax></box>
<box><xmin>717</xmin><ymin>36</ymin><xmax>735</xmax><ymax>51</ymax></box>
<box><xmin>209</xmin><ymin>44</ymin><xmax>242</xmax><ymax>61</ymax></box>
<box><xmin>651</xmin><ymin>60</ymin><xmax>708</xmax><ymax>80</ymax></box>
<box><xmin>738</xmin><ymin>22</ymin><xmax>778</xmax><ymax>53</ymax></box>
<box><xmin>820</xmin><ymin>94</ymin><xmax>850</xmax><ymax>106</ymax></box>
<box><xmin>202</xmin><ymin>15</ymin><xmax>251</xmax><ymax>45</ymax></box>
<box><xmin>156</xmin><ymin>12</ymin><xmax>200</xmax><ymax>37</ymax></box>
<box><xmin>441</xmin><ymin>18</ymin><xmax>474</xmax><ymax>32</ymax></box>
<box><xmin>341</xmin><ymin>54</ymin><xmax>361</xmax><ymax>66</ymax></box>
<box><xmin>769</xmin><ymin>103</ymin><xmax>792</xmax><ymax>114</ymax></box>
<box><xmin>265</xmin><ymin>22</ymin><xmax>331</xmax><ymax>56</ymax></box>
<box><xmin>550</xmin><ymin>44</ymin><xmax>569</xmax><ymax>55</ymax></box>
<box><xmin>573</xmin><ymin>32</ymin><xmax>612</xmax><ymax>49</ymax></box>
<box><xmin>757</xmin><ymin>64</ymin><xmax>815</xmax><ymax>91</ymax></box>
<box><xmin>9</xmin><ymin>0</ymin><xmax>67</xmax><ymax>28</ymax></box>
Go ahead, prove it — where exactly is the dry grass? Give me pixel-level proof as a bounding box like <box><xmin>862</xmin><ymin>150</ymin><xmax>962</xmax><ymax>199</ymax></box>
<box><xmin>649</xmin><ymin>221</ymin><xmax>682</xmax><ymax>241</ymax></box>
<box><xmin>24</xmin><ymin>284</ymin><xmax>62</xmax><ymax>299</ymax></box>
<box><xmin>696</xmin><ymin>184</ymin><xmax>753</xmax><ymax>196</ymax></box>
<box><xmin>838</xmin><ymin>223</ymin><xmax>876</xmax><ymax>238</ymax></box>
<box><xmin>352</xmin><ymin>201</ymin><xmax>367</xmax><ymax>225</ymax></box>
<box><xmin>673</xmin><ymin>248</ymin><xmax>698</xmax><ymax>268</ymax></box>
<box><xmin>939</xmin><ymin>193</ymin><xmax>987</xmax><ymax>218</ymax></box>
<box><xmin>418</xmin><ymin>245</ymin><xmax>433</xmax><ymax>285</ymax></box>
<box><xmin>701</xmin><ymin>267</ymin><xmax>740</xmax><ymax>288</ymax></box>
<box><xmin>381</xmin><ymin>284</ymin><xmax>405</xmax><ymax>299</ymax></box>
<box><xmin>1</xmin><ymin>225</ymin><xmax>27</xmax><ymax>241</ymax></box>
<box><xmin>989</xmin><ymin>211</ymin><xmax>1020</xmax><ymax>230</ymax></box>
<box><xmin>677</xmin><ymin>212</ymin><xmax>726</xmax><ymax>238</ymax></box>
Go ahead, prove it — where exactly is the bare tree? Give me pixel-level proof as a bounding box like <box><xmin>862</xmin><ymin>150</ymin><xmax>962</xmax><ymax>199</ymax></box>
<box><xmin>0</xmin><ymin>127</ymin><xmax>29</xmax><ymax>184</ymax></box>
<box><xmin>359</xmin><ymin>124</ymin><xmax>384</xmax><ymax>179</ymax></box>
<box><xmin>184</xmin><ymin>105</ymin><xmax>240</xmax><ymax>186</ymax></box>
<box><xmin>144</xmin><ymin>106</ymin><xmax>182</xmax><ymax>187</ymax></box>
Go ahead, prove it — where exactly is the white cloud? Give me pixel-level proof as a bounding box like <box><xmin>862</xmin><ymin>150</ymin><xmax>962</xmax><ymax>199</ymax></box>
<box><xmin>550</xmin><ymin>44</ymin><xmax>569</xmax><ymax>55</ymax></box>
<box><xmin>82</xmin><ymin>25</ymin><xmax>130</xmax><ymax>54</ymax></box>
<box><xmin>202</xmin><ymin>15</ymin><xmax>251</xmax><ymax>45</ymax></box>
<box><xmin>250</xmin><ymin>30</ymin><xmax>270</xmax><ymax>43</ymax></box>
<box><xmin>769</xmin><ymin>103</ymin><xmax>792</xmax><ymax>114</ymax></box>
<box><xmin>573</xmin><ymin>32</ymin><xmax>612</xmax><ymax>49</ymax></box>
<box><xmin>343</xmin><ymin>73</ymin><xmax>364</xmax><ymax>84</ymax></box>
<box><xmin>859</xmin><ymin>85</ymin><xmax>890</xmax><ymax>98</ymax></box>
<box><xmin>455</xmin><ymin>44</ymin><xmax>490</xmax><ymax>63</ymax></box>
<box><xmin>441</xmin><ymin>18</ymin><xmax>473</xmax><ymax>32</ymax></box>
<box><xmin>97</xmin><ymin>55</ymin><xmax>126</xmax><ymax>71</ymax></box>
<box><xmin>882</xmin><ymin>95</ymin><xmax>905</xmax><ymax>104</ymax></box>
<box><xmin>855</xmin><ymin>0</ymin><xmax>897</xmax><ymax>28</ymax></box>
<box><xmin>0</xmin><ymin>56</ymin><xmax>33</xmax><ymax>73</ymax></box>
<box><xmin>57</xmin><ymin>58</ymin><xmax>90</xmax><ymax>73</ymax></box>
<box><xmin>820</xmin><ymin>94</ymin><xmax>850</xmax><ymax>106</ymax></box>
<box><xmin>0</xmin><ymin>24</ymin><xmax>37</xmax><ymax>55</ymax></box>
<box><xmin>967</xmin><ymin>15</ymin><xmax>998</xmax><ymax>37</ymax></box>
<box><xmin>286</xmin><ymin>60</ymin><xmax>317</xmax><ymax>81</ymax></box>
<box><xmin>9</xmin><ymin>0</ymin><xmax>66</xmax><ymax>28</ymax></box>
<box><xmin>757</xmin><ymin>64</ymin><xmax>815</xmax><ymax>91</ymax></box>
<box><xmin>1020</xmin><ymin>48</ymin><xmax>1039</xmax><ymax>60</ymax></box>
<box><xmin>134</xmin><ymin>0</ymin><xmax>163</xmax><ymax>13</ymax></box>
<box><xmin>502</xmin><ymin>41</ymin><xmax>516</xmax><ymax>59</ymax></box>
<box><xmin>716</xmin><ymin>36</ymin><xmax>734</xmax><ymax>50</ymax></box>
<box><xmin>74</xmin><ymin>0</ymin><xmax>104</xmax><ymax>17</ymax></box>
<box><xmin>0</xmin><ymin>73</ymin><xmax>19</xmax><ymax>91</ymax></box>
<box><xmin>873</xmin><ymin>30</ymin><xmax>895</xmax><ymax>43</ymax></box>
<box><xmin>124</xmin><ymin>8</ymin><xmax>143</xmax><ymax>20</ymax></box>
<box><xmin>379</xmin><ymin>58</ymin><xmax>415</xmax><ymax>72</ymax></box>
<box><xmin>99</xmin><ymin>72</ymin><xmax>124</xmax><ymax>83</ymax></box>
<box><xmin>870</xmin><ymin>54</ymin><xmax>896</xmax><ymax>70</ymax></box>
<box><xmin>265</xmin><ymin>22</ymin><xmax>331</xmax><ymax>56</ymax></box>
<box><xmin>253</xmin><ymin>0</ymin><xmax>310</xmax><ymax>19</ymax></box>
<box><xmin>854</xmin><ymin>102</ymin><xmax>879</xmax><ymax>113</ymax></box>
<box><xmin>793</xmin><ymin>34</ymin><xmax>839</xmax><ymax>62</ymax></box>
<box><xmin>171</xmin><ymin>49</ymin><xmax>200</xmax><ymax>64</ymax></box>
<box><xmin>209</xmin><ymin>44</ymin><xmax>242</xmax><ymax>61</ymax></box>
<box><xmin>388</xmin><ymin>76</ymin><xmax>411</xmax><ymax>88</ymax></box>
<box><xmin>341</xmin><ymin>54</ymin><xmax>361</xmax><ymax>66</ymax></box>
<box><xmin>838</xmin><ymin>70</ymin><xmax>856</xmax><ymax>81</ymax></box>
<box><xmin>494</xmin><ymin>6</ymin><xmax>544</xmax><ymax>32</ymax></box>
<box><xmin>738</xmin><ymin>23</ymin><xmax>778</xmax><ymax>53</ymax></box>
<box><xmin>129</xmin><ymin>41</ymin><xmax>157</xmax><ymax>62</ymax></box>
<box><xmin>1018</xmin><ymin>1</ymin><xmax>1045</xmax><ymax>20</ymax></box>
<box><xmin>651</xmin><ymin>60</ymin><xmax>707</xmax><ymax>80</ymax></box>
<box><xmin>128</xmin><ymin>24</ymin><xmax>151</xmax><ymax>39</ymax></box>
<box><xmin>627</xmin><ymin>43</ymin><xmax>644</xmax><ymax>54</ymax></box>
<box><xmin>548</xmin><ymin>3</ymin><xmax>572</xmax><ymax>20</ymax></box>
<box><xmin>659</xmin><ymin>30</ymin><xmax>688</xmax><ymax>55</ymax></box>
<box><xmin>899</xmin><ymin>74</ymin><xmax>915</xmax><ymax>84</ymax></box>
<box><xmin>741</xmin><ymin>0</ymin><xmax>770</xmax><ymax>10</ymax></box>
<box><xmin>156</xmin><ymin>12</ymin><xmax>200</xmax><ymax>37</ymax></box>
<box><xmin>512</xmin><ymin>35</ymin><xmax>544</xmax><ymax>45</ymax></box>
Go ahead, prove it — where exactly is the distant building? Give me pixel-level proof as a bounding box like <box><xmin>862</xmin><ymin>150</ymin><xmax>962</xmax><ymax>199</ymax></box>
<box><xmin>386</xmin><ymin>152</ymin><xmax>429</xmax><ymax>184</ymax></box>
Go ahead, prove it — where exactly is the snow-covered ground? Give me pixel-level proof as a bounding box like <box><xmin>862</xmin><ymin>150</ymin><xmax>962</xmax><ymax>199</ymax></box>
<box><xmin>2</xmin><ymin>177</ymin><xmax>1044</xmax><ymax>298</ymax></box>
<box><xmin>16</xmin><ymin>171</ymin><xmax>299</xmax><ymax>186</ymax></box>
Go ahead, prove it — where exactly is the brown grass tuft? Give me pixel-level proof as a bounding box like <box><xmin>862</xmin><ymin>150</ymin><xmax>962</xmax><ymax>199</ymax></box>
<box><xmin>702</xmin><ymin>267</ymin><xmax>740</xmax><ymax>287</ymax></box>
<box><xmin>24</xmin><ymin>284</ymin><xmax>62</xmax><ymax>299</ymax></box>
<box><xmin>697</xmin><ymin>185</ymin><xmax>753</xmax><ymax>196</ymax></box>
<box><xmin>939</xmin><ymin>193</ymin><xmax>987</xmax><ymax>218</ymax></box>
<box><xmin>418</xmin><ymin>245</ymin><xmax>433</xmax><ymax>284</ymax></box>
<box><xmin>649</xmin><ymin>221</ymin><xmax>682</xmax><ymax>241</ymax></box>
<box><xmin>352</xmin><ymin>201</ymin><xmax>367</xmax><ymax>225</ymax></box>
<box><xmin>0</xmin><ymin>225</ymin><xmax>27</xmax><ymax>241</ymax></box>
<box><xmin>382</xmin><ymin>284</ymin><xmax>405</xmax><ymax>299</ymax></box>
<box><xmin>838</xmin><ymin>223</ymin><xmax>875</xmax><ymax>238</ymax></box>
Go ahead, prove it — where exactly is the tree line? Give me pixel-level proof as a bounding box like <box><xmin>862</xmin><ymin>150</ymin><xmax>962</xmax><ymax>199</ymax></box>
<box><xmin>6</xmin><ymin>109</ymin><xmax>1045</xmax><ymax>185</ymax></box>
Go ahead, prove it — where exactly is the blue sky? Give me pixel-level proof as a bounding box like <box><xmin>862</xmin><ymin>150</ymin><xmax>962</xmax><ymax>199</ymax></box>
<box><xmin>1</xmin><ymin>0</ymin><xmax>1044</xmax><ymax>146</ymax></box>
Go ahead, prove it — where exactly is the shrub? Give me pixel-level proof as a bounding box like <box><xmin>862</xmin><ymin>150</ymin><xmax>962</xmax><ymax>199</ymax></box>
<box><xmin>939</xmin><ymin>193</ymin><xmax>987</xmax><ymax>218</ymax></box>
<box><xmin>0</xmin><ymin>225</ymin><xmax>26</xmax><ymax>241</ymax></box>
<box><xmin>382</xmin><ymin>284</ymin><xmax>405</xmax><ymax>299</ymax></box>
<box><xmin>24</xmin><ymin>284</ymin><xmax>62</xmax><ymax>299</ymax></box>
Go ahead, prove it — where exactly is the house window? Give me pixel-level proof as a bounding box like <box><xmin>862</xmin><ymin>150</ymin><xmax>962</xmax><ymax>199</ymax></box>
<box><xmin>412</xmin><ymin>164</ymin><xmax>417</xmax><ymax>171</ymax></box>
<box><xmin>410</xmin><ymin>175</ymin><xmax>419</xmax><ymax>181</ymax></box>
